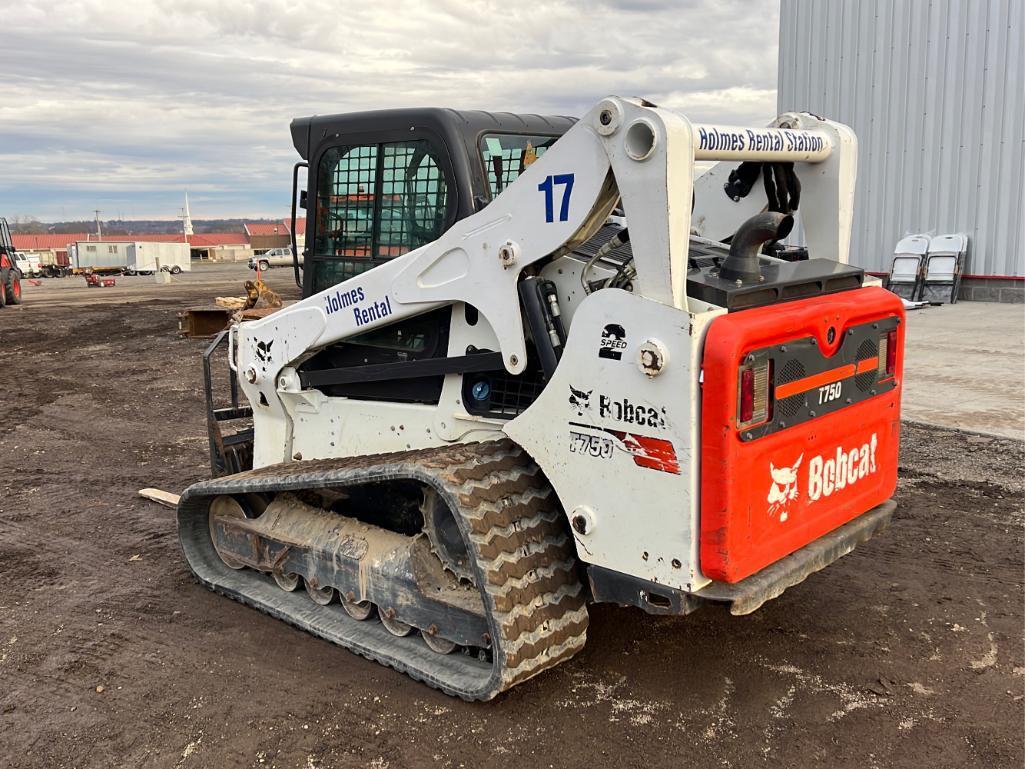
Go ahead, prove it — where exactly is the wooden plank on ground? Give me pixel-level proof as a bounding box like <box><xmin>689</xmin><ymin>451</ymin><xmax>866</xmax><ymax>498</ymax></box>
<box><xmin>139</xmin><ymin>488</ymin><xmax>181</xmax><ymax>508</ymax></box>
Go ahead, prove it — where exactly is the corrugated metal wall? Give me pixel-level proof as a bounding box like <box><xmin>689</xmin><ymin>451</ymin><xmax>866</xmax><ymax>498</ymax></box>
<box><xmin>778</xmin><ymin>0</ymin><xmax>1025</xmax><ymax>277</ymax></box>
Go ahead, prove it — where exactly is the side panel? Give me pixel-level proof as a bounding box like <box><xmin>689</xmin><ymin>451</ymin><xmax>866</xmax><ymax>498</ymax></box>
<box><xmin>700</xmin><ymin>286</ymin><xmax>905</xmax><ymax>583</ymax></box>
<box><xmin>506</xmin><ymin>289</ymin><xmax>720</xmax><ymax>593</ymax></box>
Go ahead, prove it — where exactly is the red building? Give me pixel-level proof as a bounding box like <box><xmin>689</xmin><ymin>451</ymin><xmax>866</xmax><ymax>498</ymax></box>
<box><xmin>11</xmin><ymin>221</ymin><xmax>305</xmax><ymax>266</ymax></box>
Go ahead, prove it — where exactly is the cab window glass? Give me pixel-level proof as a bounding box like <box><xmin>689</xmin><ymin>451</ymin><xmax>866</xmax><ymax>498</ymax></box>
<box><xmin>378</xmin><ymin>142</ymin><xmax>447</xmax><ymax>258</ymax></box>
<box><xmin>479</xmin><ymin>133</ymin><xmax>558</xmax><ymax>197</ymax></box>
<box><xmin>315</xmin><ymin>144</ymin><xmax>377</xmax><ymax>260</ymax></box>
<box><xmin>313</xmin><ymin>140</ymin><xmax>449</xmax><ymax>293</ymax></box>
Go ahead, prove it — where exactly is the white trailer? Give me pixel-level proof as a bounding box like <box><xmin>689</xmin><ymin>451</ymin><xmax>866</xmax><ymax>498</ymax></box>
<box><xmin>129</xmin><ymin>242</ymin><xmax>191</xmax><ymax>274</ymax></box>
<box><xmin>73</xmin><ymin>241</ymin><xmax>130</xmax><ymax>273</ymax></box>
<box><xmin>72</xmin><ymin>241</ymin><xmax>192</xmax><ymax>274</ymax></box>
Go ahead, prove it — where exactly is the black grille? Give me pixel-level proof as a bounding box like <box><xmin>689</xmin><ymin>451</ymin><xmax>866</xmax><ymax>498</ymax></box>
<box><xmin>571</xmin><ymin>223</ymin><xmax>726</xmax><ymax>272</ymax></box>
<box><xmin>777</xmin><ymin>393</ymin><xmax>805</xmax><ymax>420</ymax></box>
<box><xmin>778</xmin><ymin>359</ymin><xmax>806</xmax><ymax>384</ymax></box>
<box><xmin>773</xmin><ymin>360</ymin><xmax>807</xmax><ymax>421</ymax></box>
<box><xmin>854</xmin><ymin>338</ymin><xmax>879</xmax><ymax>392</ymax></box>
<box><xmin>739</xmin><ymin>317</ymin><xmax>901</xmax><ymax>442</ymax></box>
<box><xmin>463</xmin><ymin>368</ymin><xmax>547</xmax><ymax>419</ymax></box>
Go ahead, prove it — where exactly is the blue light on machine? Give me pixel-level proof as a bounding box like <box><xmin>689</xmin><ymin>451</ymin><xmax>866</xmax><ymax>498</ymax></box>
<box><xmin>471</xmin><ymin>380</ymin><xmax>491</xmax><ymax>401</ymax></box>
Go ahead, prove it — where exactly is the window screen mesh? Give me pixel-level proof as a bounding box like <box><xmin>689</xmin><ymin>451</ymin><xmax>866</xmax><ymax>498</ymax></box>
<box><xmin>315</xmin><ymin>144</ymin><xmax>378</xmax><ymax>260</ymax></box>
<box><xmin>312</xmin><ymin>140</ymin><xmax>448</xmax><ymax>293</ymax></box>
<box><xmin>378</xmin><ymin>142</ymin><xmax>447</xmax><ymax>257</ymax></box>
<box><xmin>479</xmin><ymin>134</ymin><xmax>558</xmax><ymax>197</ymax></box>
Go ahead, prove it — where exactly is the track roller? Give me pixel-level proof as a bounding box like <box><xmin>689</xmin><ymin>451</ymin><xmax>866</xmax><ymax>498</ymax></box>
<box><xmin>422</xmin><ymin>629</ymin><xmax>457</xmax><ymax>655</ymax></box>
<box><xmin>341</xmin><ymin>598</ymin><xmax>374</xmax><ymax>620</ymax></box>
<box><xmin>380</xmin><ymin>610</ymin><xmax>413</xmax><ymax>637</ymax></box>
<box><xmin>305</xmin><ymin>580</ymin><xmax>334</xmax><ymax>605</ymax></box>
<box><xmin>274</xmin><ymin>571</ymin><xmax>299</xmax><ymax>591</ymax></box>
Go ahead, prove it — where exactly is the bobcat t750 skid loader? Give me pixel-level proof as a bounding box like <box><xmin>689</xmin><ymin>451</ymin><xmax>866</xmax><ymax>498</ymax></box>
<box><xmin>179</xmin><ymin>96</ymin><xmax>904</xmax><ymax>700</ymax></box>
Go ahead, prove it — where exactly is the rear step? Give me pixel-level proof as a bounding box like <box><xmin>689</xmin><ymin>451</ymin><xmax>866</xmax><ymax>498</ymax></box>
<box><xmin>177</xmin><ymin>440</ymin><xmax>588</xmax><ymax>700</ymax></box>
<box><xmin>587</xmin><ymin>499</ymin><xmax>894</xmax><ymax>617</ymax></box>
<box><xmin>695</xmin><ymin>499</ymin><xmax>895</xmax><ymax>614</ymax></box>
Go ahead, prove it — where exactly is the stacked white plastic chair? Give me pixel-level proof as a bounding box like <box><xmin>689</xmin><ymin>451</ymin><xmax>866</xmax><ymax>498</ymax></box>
<box><xmin>887</xmin><ymin>235</ymin><xmax>929</xmax><ymax>300</ymax></box>
<box><xmin>921</xmin><ymin>234</ymin><xmax>968</xmax><ymax>304</ymax></box>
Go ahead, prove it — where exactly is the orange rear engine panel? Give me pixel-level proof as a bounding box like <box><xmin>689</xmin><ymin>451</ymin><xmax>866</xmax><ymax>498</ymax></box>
<box><xmin>700</xmin><ymin>286</ymin><xmax>905</xmax><ymax>583</ymax></box>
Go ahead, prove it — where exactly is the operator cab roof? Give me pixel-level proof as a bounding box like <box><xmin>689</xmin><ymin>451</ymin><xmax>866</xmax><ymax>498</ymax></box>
<box><xmin>290</xmin><ymin>107</ymin><xmax>577</xmax><ymax>161</ymax></box>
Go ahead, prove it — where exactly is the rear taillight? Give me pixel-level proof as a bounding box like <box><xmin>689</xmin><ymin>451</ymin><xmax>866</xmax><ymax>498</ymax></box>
<box><xmin>738</xmin><ymin>359</ymin><xmax>772</xmax><ymax>428</ymax></box>
<box><xmin>739</xmin><ymin>368</ymin><xmax>755</xmax><ymax>423</ymax></box>
<box><xmin>879</xmin><ymin>329</ymin><xmax>898</xmax><ymax>379</ymax></box>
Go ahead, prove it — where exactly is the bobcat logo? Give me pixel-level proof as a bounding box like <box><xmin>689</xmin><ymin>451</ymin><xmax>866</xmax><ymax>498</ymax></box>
<box><xmin>568</xmin><ymin>385</ymin><xmax>592</xmax><ymax>416</ymax></box>
<box><xmin>768</xmin><ymin>454</ymin><xmax>802</xmax><ymax>522</ymax></box>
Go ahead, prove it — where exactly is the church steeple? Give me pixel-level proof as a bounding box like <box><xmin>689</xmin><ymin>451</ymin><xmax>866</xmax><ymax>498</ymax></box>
<box><xmin>182</xmin><ymin>192</ymin><xmax>194</xmax><ymax>238</ymax></box>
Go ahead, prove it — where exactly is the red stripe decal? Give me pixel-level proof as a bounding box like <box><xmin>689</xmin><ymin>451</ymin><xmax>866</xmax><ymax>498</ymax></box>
<box><xmin>606</xmin><ymin>429</ymin><xmax>681</xmax><ymax>475</ymax></box>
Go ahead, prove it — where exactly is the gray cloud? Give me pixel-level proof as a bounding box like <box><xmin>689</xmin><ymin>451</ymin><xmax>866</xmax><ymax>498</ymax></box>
<box><xmin>0</xmin><ymin>0</ymin><xmax>779</xmax><ymax>219</ymax></box>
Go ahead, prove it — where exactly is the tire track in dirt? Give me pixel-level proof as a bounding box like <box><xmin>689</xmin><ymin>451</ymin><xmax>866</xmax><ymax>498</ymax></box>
<box><xmin>1</xmin><ymin>273</ymin><xmax>1021</xmax><ymax>769</ymax></box>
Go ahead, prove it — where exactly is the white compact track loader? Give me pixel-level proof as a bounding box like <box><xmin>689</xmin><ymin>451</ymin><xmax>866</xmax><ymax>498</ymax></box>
<box><xmin>179</xmin><ymin>96</ymin><xmax>905</xmax><ymax>700</ymax></box>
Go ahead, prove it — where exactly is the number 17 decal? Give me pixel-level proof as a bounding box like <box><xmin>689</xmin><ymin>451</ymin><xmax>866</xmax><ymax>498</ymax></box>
<box><xmin>538</xmin><ymin>173</ymin><xmax>575</xmax><ymax>223</ymax></box>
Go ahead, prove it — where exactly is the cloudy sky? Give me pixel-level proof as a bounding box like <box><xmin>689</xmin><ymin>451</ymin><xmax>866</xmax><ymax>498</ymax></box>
<box><xmin>0</xmin><ymin>0</ymin><xmax>779</xmax><ymax>222</ymax></box>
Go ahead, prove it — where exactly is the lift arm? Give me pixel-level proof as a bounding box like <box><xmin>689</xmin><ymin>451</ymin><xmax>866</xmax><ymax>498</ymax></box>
<box><xmin>233</xmin><ymin>96</ymin><xmax>853</xmax><ymax>466</ymax></box>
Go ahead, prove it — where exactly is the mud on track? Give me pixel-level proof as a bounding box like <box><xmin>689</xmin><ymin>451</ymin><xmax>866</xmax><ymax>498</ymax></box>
<box><xmin>1</xmin><ymin>269</ymin><xmax>1022</xmax><ymax>769</ymax></box>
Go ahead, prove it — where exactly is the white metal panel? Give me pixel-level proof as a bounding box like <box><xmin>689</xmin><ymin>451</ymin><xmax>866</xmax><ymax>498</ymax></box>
<box><xmin>505</xmin><ymin>289</ymin><xmax>718</xmax><ymax>592</ymax></box>
<box><xmin>779</xmin><ymin>0</ymin><xmax>1025</xmax><ymax>277</ymax></box>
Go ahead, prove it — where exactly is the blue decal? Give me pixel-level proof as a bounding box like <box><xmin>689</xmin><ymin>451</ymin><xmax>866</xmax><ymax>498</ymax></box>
<box><xmin>324</xmin><ymin>286</ymin><xmax>366</xmax><ymax>315</ymax></box>
<box><xmin>353</xmin><ymin>295</ymin><xmax>394</xmax><ymax>327</ymax></box>
<box><xmin>696</xmin><ymin>126</ymin><xmax>824</xmax><ymax>154</ymax></box>
<box><xmin>323</xmin><ymin>285</ymin><xmax>393</xmax><ymax>326</ymax></box>
<box><xmin>538</xmin><ymin>173</ymin><xmax>575</xmax><ymax>223</ymax></box>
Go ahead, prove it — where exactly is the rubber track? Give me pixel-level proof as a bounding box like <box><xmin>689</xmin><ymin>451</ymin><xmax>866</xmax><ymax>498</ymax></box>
<box><xmin>177</xmin><ymin>439</ymin><xmax>588</xmax><ymax>700</ymax></box>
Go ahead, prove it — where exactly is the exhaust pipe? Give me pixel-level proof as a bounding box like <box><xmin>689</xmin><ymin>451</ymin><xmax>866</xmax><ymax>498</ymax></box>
<box><xmin>719</xmin><ymin>211</ymin><xmax>794</xmax><ymax>283</ymax></box>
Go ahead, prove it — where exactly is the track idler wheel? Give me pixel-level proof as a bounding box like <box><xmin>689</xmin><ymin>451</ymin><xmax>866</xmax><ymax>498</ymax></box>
<box><xmin>208</xmin><ymin>497</ymin><xmax>247</xmax><ymax>570</ymax></box>
<box><xmin>421</xmin><ymin>490</ymin><xmax>473</xmax><ymax>582</ymax></box>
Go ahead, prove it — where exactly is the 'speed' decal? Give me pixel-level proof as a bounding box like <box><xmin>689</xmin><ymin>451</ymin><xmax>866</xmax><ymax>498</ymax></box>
<box><xmin>598</xmin><ymin>323</ymin><xmax>627</xmax><ymax>361</ymax></box>
<box><xmin>768</xmin><ymin>433</ymin><xmax>878</xmax><ymax>522</ymax></box>
<box><xmin>570</xmin><ymin>422</ymin><xmax>680</xmax><ymax>475</ymax></box>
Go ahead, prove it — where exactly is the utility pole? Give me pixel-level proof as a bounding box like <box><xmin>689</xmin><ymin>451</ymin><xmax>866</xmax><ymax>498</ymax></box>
<box><xmin>94</xmin><ymin>209</ymin><xmax>103</xmax><ymax>240</ymax></box>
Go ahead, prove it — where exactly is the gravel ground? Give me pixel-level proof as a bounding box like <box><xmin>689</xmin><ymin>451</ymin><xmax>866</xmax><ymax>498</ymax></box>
<box><xmin>1</xmin><ymin>270</ymin><xmax>1022</xmax><ymax>769</ymax></box>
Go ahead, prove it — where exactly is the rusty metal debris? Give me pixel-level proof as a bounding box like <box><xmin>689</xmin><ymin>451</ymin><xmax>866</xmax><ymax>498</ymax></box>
<box><xmin>177</xmin><ymin>305</ymin><xmax>282</xmax><ymax>338</ymax></box>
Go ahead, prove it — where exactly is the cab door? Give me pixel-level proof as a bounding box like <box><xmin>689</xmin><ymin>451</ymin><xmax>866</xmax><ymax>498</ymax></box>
<box><xmin>304</xmin><ymin>134</ymin><xmax>456</xmax><ymax>298</ymax></box>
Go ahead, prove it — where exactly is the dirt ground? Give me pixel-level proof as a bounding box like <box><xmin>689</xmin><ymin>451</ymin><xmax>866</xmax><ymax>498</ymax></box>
<box><xmin>1</xmin><ymin>267</ymin><xmax>1022</xmax><ymax>769</ymax></box>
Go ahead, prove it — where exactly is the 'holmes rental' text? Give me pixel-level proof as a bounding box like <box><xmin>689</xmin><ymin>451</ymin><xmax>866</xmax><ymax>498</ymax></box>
<box><xmin>323</xmin><ymin>286</ymin><xmax>395</xmax><ymax>326</ymax></box>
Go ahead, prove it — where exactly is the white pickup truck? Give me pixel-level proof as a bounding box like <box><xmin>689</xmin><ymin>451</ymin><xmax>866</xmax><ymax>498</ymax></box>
<box><xmin>248</xmin><ymin>247</ymin><xmax>303</xmax><ymax>271</ymax></box>
<box><xmin>13</xmin><ymin>252</ymin><xmax>41</xmax><ymax>278</ymax></box>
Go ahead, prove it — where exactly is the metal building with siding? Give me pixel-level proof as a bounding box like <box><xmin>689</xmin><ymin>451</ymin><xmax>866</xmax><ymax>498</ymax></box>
<box><xmin>778</xmin><ymin>0</ymin><xmax>1024</xmax><ymax>301</ymax></box>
